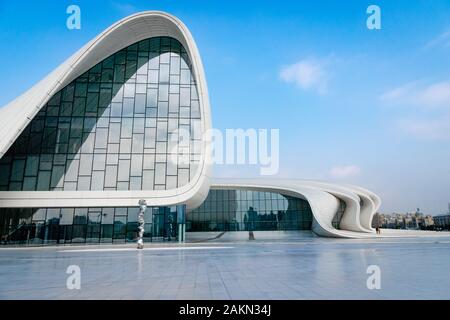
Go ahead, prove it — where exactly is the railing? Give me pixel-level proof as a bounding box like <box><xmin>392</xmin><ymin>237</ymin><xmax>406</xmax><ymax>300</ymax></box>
<box><xmin>1</xmin><ymin>222</ymin><xmax>27</xmax><ymax>244</ymax></box>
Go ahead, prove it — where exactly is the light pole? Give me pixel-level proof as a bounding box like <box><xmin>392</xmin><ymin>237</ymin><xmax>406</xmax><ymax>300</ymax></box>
<box><xmin>137</xmin><ymin>200</ymin><xmax>147</xmax><ymax>249</ymax></box>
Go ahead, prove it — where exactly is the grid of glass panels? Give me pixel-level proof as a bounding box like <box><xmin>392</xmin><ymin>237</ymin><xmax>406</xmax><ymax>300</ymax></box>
<box><xmin>0</xmin><ymin>37</ymin><xmax>202</xmax><ymax>191</ymax></box>
<box><xmin>0</xmin><ymin>206</ymin><xmax>180</xmax><ymax>245</ymax></box>
<box><xmin>187</xmin><ymin>189</ymin><xmax>313</xmax><ymax>232</ymax></box>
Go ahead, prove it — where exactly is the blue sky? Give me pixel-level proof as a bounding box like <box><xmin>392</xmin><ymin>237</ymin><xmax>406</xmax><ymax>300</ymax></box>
<box><xmin>1</xmin><ymin>0</ymin><xmax>450</xmax><ymax>214</ymax></box>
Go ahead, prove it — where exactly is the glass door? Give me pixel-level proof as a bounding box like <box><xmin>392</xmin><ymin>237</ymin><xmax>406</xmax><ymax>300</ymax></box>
<box><xmin>152</xmin><ymin>211</ymin><xmax>165</xmax><ymax>241</ymax></box>
<box><xmin>151</xmin><ymin>207</ymin><xmax>178</xmax><ymax>241</ymax></box>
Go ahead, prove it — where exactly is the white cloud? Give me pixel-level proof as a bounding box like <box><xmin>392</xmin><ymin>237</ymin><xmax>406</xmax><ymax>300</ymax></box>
<box><xmin>398</xmin><ymin>117</ymin><xmax>450</xmax><ymax>140</ymax></box>
<box><xmin>416</xmin><ymin>82</ymin><xmax>450</xmax><ymax>107</ymax></box>
<box><xmin>380</xmin><ymin>81</ymin><xmax>450</xmax><ymax>109</ymax></box>
<box><xmin>425</xmin><ymin>30</ymin><xmax>450</xmax><ymax>49</ymax></box>
<box><xmin>112</xmin><ymin>2</ymin><xmax>138</xmax><ymax>16</ymax></box>
<box><xmin>379</xmin><ymin>81</ymin><xmax>418</xmax><ymax>102</ymax></box>
<box><xmin>381</xmin><ymin>80</ymin><xmax>450</xmax><ymax>140</ymax></box>
<box><xmin>280</xmin><ymin>58</ymin><xmax>329</xmax><ymax>94</ymax></box>
<box><xmin>329</xmin><ymin>165</ymin><xmax>361</xmax><ymax>179</ymax></box>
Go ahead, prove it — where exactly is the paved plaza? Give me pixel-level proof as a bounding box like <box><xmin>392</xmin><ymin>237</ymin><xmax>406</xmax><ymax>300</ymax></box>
<box><xmin>1</xmin><ymin>232</ymin><xmax>450</xmax><ymax>299</ymax></box>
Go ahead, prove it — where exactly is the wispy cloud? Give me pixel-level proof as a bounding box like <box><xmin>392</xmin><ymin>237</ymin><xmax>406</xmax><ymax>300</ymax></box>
<box><xmin>280</xmin><ymin>58</ymin><xmax>330</xmax><ymax>95</ymax></box>
<box><xmin>380</xmin><ymin>80</ymin><xmax>450</xmax><ymax>109</ymax></box>
<box><xmin>425</xmin><ymin>29</ymin><xmax>450</xmax><ymax>49</ymax></box>
<box><xmin>398</xmin><ymin>117</ymin><xmax>450</xmax><ymax>140</ymax></box>
<box><xmin>379</xmin><ymin>81</ymin><xmax>418</xmax><ymax>103</ymax></box>
<box><xmin>329</xmin><ymin>165</ymin><xmax>361</xmax><ymax>179</ymax></box>
<box><xmin>112</xmin><ymin>2</ymin><xmax>138</xmax><ymax>16</ymax></box>
<box><xmin>381</xmin><ymin>80</ymin><xmax>450</xmax><ymax>140</ymax></box>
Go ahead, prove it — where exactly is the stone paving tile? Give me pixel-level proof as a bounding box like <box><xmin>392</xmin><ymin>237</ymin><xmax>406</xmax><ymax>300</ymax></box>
<box><xmin>1</xmin><ymin>236</ymin><xmax>450</xmax><ymax>299</ymax></box>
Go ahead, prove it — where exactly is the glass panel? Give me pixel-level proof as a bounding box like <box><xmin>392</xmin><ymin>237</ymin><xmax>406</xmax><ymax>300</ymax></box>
<box><xmin>0</xmin><ymin>36</ymin><xmax>201</xmax><ymax>192</ymax></box>
<box><xmin>187</xmin><ymin>190</ymin><xmax>313</xmax><ymax>232</ymax></box>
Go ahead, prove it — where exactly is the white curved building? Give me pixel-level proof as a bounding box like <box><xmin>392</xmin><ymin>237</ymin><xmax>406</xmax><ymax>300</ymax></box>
<box><xmin>207</xmin><ymin>179</ymin><xmax>381</xmax><ymax>239</ymax></box>
<box><xmin>0</xmin><ymin>11</ymin><xmax>381</xmax><ymax>245</ymax></box>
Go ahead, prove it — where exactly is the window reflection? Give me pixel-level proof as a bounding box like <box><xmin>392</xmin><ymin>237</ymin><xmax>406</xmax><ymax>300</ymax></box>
<box><xmin>187</xmin><ymin>189</ymin><xmax>313</xmax><ymax>232</ymax></box>
<box><xmin>0</xmin><ymin>37</ymin><xmax>202</xmax><ymax>192</ymax></box>
<box><xmin>0</xmin><ymin>205</ymin><xmax>185</xmax><ymax>246</ymax></box>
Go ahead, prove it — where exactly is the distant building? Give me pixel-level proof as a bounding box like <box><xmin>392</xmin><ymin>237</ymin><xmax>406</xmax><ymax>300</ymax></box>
<box><xmin>433</xmin><ymin>204</ymin><xmax>450</xmax><ymax>230</ymax></box>
<box><xmin>422</xmin><ymin>215</ymin><xmax>435</xmax><ymax>228</ymax></box>
<box><xmin>434</xmin><ymin>215</ymin><xmax>450</xmax><ymax>230</ymax></box>
<box><xmin>377</xmin><ymin>209</ymin><xmax>436</xmax><ymax>230</ymax></box>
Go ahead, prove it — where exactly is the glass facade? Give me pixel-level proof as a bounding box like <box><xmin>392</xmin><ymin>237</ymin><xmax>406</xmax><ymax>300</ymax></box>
<box><xmin>187</xmin><ymin>189</ymin><xmax>313</xmax><ymax>232</ymax></box>
<box><xmin>0</xmin><ymin>206</ymin><xmax>185</xmax><ymax>245</ymax></box>
<box><xmin>0</xmin><ymin>37</ymin><xmax>202</xmax><ymax>192</ymax></box>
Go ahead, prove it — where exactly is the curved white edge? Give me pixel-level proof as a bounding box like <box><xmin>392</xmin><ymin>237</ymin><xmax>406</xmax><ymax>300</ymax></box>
<box><xmin>210</xmin><ymin>179</ymin><xmax>381</xmax><ymax>239</ymax></box>
<box><xmin>0</xmin><ymin>11</ymin><xmax>212</xmax><ymax>210</ymax></box>
<box><xmin>298</xmin><ymin>181</ymin><xmax>374</xmax><ymax>233</ymax></box>
<box><xmin>341</xmin><ymin>183</ymin><xmax>381</xmax><ymax>232</ymax></box>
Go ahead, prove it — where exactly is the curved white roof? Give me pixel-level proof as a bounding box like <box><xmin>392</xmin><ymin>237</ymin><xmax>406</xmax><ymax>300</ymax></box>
<box><xmin>0</xmin><ymin>11</ymin><xmax>212</xmax><ymax>209</ymax></box>
<box><xmin>211</xmin><ymin>178</ymin><xmax>381</xmax><ymax>238</ymax></box>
